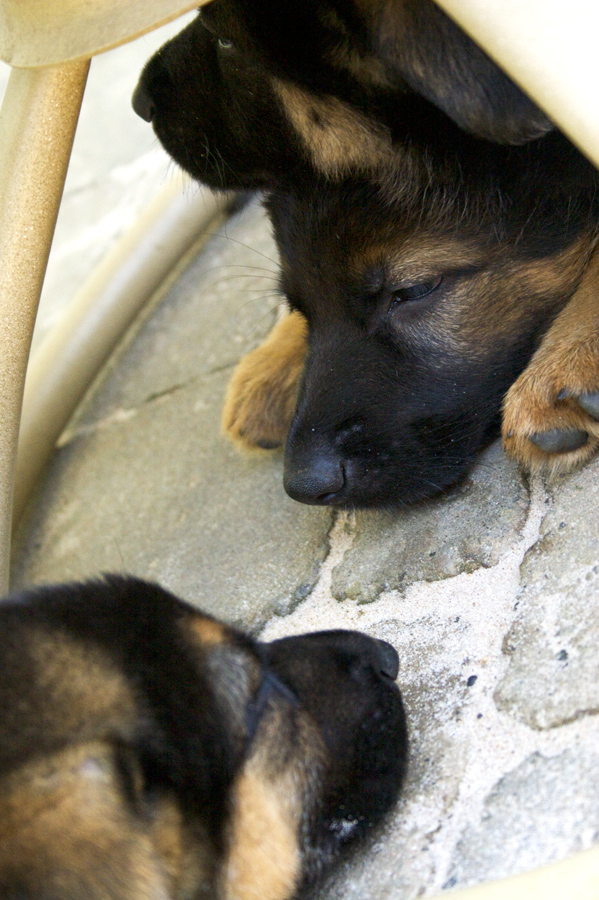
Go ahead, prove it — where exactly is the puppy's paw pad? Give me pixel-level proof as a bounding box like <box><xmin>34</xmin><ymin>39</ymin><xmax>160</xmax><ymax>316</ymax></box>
<box><xmin>529</xmin><ymin>428</ymin><xmax>589</xmax><ymax>454</ymax></box>
<box><xmin>575</xmin><ymin>391</ymin><xmax>599</xmax><ymax>420</ymax></box>
<box><xmin>502</xmin><ymin>372</ymin><xmax>599</xmax><ymax>474</ymax></box>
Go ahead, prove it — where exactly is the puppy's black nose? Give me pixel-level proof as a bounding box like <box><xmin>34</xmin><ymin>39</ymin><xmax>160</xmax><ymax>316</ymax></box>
<box><xmin>284</xmin><ymin>453</ymin><xmax>345</xmax><ymax>504</ymax></box>
<box><xmin>375</xmin><ymin>640</ymin><xmax>399</xmax><ymax>680</ymax></box>
<box><xmin>132</xmin><ymin>81</ymin><xmax>155</xmax><ymax>122</ymax></box>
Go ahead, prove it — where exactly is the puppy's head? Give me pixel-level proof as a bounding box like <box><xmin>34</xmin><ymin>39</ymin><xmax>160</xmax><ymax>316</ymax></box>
<box><xmin>132</xmin><ymin>0</ymin><xmax>553</xmax><ymax>190</ymax></box>
<box><xmin>133</xmin><ymin>4</ymin><xmax>302</xmax><ymax>190</ymax></box>
<box><xmin>269</xmin><ymin>155</ymin><xmax>599</xmax><ymax>507</ymax></box>
<box><xmin>0</xmin><ymin>577</ymin><xmax>406</xmax><ymax>899</ymax></box>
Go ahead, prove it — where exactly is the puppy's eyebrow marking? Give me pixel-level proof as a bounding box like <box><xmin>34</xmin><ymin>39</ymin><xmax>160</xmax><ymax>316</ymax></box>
<box><xmin>384</xmin><ymin>244</ymin><xmax>487</xmax><ymax>278</ymax></box>
<box><xmin>272</xmin><ymin>79</ymin><xmax>395</xmax><ymax>178</ymax></box>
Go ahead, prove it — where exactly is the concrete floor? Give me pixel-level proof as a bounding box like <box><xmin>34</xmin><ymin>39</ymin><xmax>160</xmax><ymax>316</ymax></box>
<box><xmin>8</xmin><ymin>15</ymin><xmax>599</xmax><ymax>899</ymax></box>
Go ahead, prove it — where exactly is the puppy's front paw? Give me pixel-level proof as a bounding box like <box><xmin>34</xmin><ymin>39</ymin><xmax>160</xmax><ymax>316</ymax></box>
<box><xmin>503</xmin><ymin>370</ymin><xmax>599</xmax><ymax>475</ymax></box>
<box><xmin>222</xmin><ymin>311</ymin><xmax>308</xmax><ymax>450</ymax></box>
<box><xmin>503</xmin><ymin>243</ymin><xmax>599</xmax><ymax>475</ymax></box>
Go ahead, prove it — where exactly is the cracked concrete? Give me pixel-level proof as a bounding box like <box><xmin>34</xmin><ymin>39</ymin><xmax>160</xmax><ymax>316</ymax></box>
<box><xmin>495</xmin><ymin>463</ymin><xmax>599</xmax><ymax>731</ymax></box>
<box><xmin>13</xmin><ymin>194</ymin><xmax>599</xmax><ymax>899</ymax></box>
<box><xmin>263</xmin><ymin>476</ymin><xmax>599</xmax><ymax>898</ymax></box>
<box><xmin>9</xmin><ymin>29</ymin><xmax>599</xmax><ymax>900</ymax></box>
<box><xmin>13</xmin><ymin>202</ymin><xmax>333</xmax><ymax>633</ymax></box>
<box><xmin>330</xmin><ymin>442</ymin><xmax>529</xmax><ymax>603</ymax></box>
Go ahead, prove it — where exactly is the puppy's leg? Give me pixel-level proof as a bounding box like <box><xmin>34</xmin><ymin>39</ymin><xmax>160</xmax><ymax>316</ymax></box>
<box><xmin>222</xmin><ymin>311</ymin><xmax>307</xmax><ymax>450</ymax></box>
<box><xmin>503</xmin><ymin>244</ymin><xmax>599</xmax><ymax>475</ymax></box>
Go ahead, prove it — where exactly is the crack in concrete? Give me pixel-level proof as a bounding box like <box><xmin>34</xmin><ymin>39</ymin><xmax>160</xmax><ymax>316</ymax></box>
<box><xmin>140</xmin><ymin>380</ymin><xmax>196</xmax><ymax>405</ymax></box>
<box><xmin>260</xmin><ymin>478</ymin><xmax>599</xmax><ymax>896</ymax></box>
<box><xmin>60</xmin><ymin>366</ymin><xmax>235</xmax><ymax>445</ymax></box>
<box><xmin>58</xmin><ymin>407</ymin><xmax>140</xmax><ymax>446</ymax></box>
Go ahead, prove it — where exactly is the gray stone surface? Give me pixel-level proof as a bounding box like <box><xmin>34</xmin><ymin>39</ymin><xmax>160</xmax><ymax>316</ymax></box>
<box><xmin>447</xmin><ymin>745</ymin><xmax>599</xmax><ymax>887</ymax></box>
<box><xmin>13</xmin><ymin>203</ymin><xmax>332</xmax><ymax>632</ymax></box>
<box><xmin>68</xmin><ymin>196</ymin><xmax>283</xmax><ymax>423</ymax></box>
<box><xmin>331</xmin><ymin>442</ymin><xmax>529</xmax><ymax>603</ymax></box>
<box><xmin>495</xmin><ymin>463</ymin><xmax>599</xmax><ymax>730</ymax></box>
<box><xmin>253</xmin><ymin>465</ymin><xmax>599</xmax><ymax>898</ymax></box>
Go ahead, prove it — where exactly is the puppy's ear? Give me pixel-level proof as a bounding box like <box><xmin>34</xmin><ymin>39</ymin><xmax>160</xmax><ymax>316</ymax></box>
<box><xmin>377</xmin><ymin>0</ymin><xmax>553</xmax><ymax>144</ymax></box>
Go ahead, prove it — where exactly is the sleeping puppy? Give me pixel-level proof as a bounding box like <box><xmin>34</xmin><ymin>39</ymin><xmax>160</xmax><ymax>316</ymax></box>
<box><xmin>133</xmin><ymin>0</ymin><xmax>599</xmax><ymax>496</ymax></box>
<box><xmin>230</xmin><ymin>168</ymin><xmax>599</xmax><ymax>507</ymax></box>
<box><xmin>0</xmin><ymin>576</ymin><xmax>407</xmax><ymax>899</ymax></box>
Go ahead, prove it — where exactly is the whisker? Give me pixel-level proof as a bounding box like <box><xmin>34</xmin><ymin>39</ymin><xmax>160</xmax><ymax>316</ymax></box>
<box><xmin>214</xmin><ymin>233</ymin><xmax>280</xmax><ymax>267</ymax></box>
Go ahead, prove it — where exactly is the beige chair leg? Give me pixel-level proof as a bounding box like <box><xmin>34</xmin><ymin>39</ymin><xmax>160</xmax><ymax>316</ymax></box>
<box><xmin>0</xmin><ymin>60</ymin><xmax>89</xmax><ymax>594</ymax></box>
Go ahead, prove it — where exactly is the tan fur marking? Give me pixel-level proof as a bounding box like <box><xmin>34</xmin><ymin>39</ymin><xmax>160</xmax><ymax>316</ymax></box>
<box><xmin>188</xmin><ymin>616</ymin><xmax>227</xmax><ymax>647</ymax></box>
<box><xmin>503</xmin><ymin>242</ymin><xmax>599</xmax><ymax>475</ymax></box>
<box><xmin>0</xmin><ymin>742</ymin><xmax>172</xmax><ymax>898</ymax></box>
<box><xmin>0</xmin><ymin>742</ymin><xmax>214</xmax><ymax>898</ymax></box>
<box><xmin>27</xmin><ymin>630</ymin><xmax>137</xmax><ymax>737</ymax></box>
<box><xmin>448</xmin><ymin>240</ymin><xmax>594</xmax><ymax>348</ymax></box>
<box><xmin>222</xmin><ymin>311</ymin><xmax>308</xmax><ymax>451</ymax></box>
<box><xmin>0</xmin><ymin>742</ymin><xmax>114</xmax><ymax>836</ymax></box>
<box><xmin>273</xmin><ymin>79</ymin><xmax>395</xmax><ymax>178</ymax></box>
<box><xmin>150</xmin><ymin>793</ymin><xmax>214</xmax><ymax>899</ymax></box>
<box><xmin>222</xmin><ymin>703</ymin><xmax>324</xmax><ymax>900</ymax></box>
<box><xmin>364</xmin><ymin>238</ymin><xmax>486</xmax><ymax>282</ymax></box>
<box><xmin>222</xmin><ymin>769</ymin><xmax>300</xmax><ymax>900</ymax></box>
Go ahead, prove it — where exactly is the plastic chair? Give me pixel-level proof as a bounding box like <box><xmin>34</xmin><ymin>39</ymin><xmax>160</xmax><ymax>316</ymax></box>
<box><xmin>0</xmin><ymin>0</ymin><xmax>210</xmax><ymax>592</ymax></box>
<box><xmin>434</xmin><ymin>0</ymin><xmax>599</xmax><ymax>170</ymax></box>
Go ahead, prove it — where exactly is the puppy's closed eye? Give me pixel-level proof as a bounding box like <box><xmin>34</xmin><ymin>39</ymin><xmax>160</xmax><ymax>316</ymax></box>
<box><xmin>391</xmin><ymin>276</ymin><xmax>443</xmax><ymax>305</ymax></box>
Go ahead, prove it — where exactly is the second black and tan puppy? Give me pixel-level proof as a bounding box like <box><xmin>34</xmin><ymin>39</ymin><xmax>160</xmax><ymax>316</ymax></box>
<box><xmin>133</xmin><ymin>0</ymin><xmax>552</xmax><ymax>191</ymax></box>
<box><xmin>0</xmin><ymin>576</ymin><xmax>407</xmax><ymax>899</ymax></box>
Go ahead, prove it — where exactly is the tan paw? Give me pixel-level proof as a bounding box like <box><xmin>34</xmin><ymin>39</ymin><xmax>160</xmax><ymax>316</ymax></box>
<box><xmin>222</xmin><ymin>311</ymin><xmax>308</xmax><ymax>450</ymax></box>
<box><xmin>502</xmin><ymin>245</ymin><xmax>599</xmax><ymax>475</ymax></box>
<box><xmin>502</xmin><ymin>367</ymin><xmax>599</xmax><ymax>476</ymax></box>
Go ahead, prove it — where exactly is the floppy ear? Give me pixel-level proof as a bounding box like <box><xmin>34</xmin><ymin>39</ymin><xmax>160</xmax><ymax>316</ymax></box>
<box><xmin>376</xmin><ymin>0</ymin><xmax>554</xmax><ymax>144</ymax></box>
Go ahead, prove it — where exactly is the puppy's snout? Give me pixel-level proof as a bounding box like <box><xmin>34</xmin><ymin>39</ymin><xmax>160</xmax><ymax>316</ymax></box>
<box><xmin>283</xmin><ymin>451</ymin><xmax>346</xmax><ymax>504</ymax></box>
<box><xmin>375</xmin><ymin>639</ymin><xmax>399</xmax><ymax>681</ymax></box>
<box><xmin>132</xmin><ymin>80</ymin><xmax>156</xmax><ymax>122</ymax></box>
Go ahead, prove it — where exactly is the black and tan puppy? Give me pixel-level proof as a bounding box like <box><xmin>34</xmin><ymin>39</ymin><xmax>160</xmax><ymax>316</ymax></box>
<box><xmin>134</xmin><ymin>0</ymin><xmax>599</xmax><ymax>498</ymax></box>
<box><xmin>0</xmin><ymin>576</ymin><xmax>407</xmax><ymax>899</ymax></box>
<box><xmin>133</xmin><ymin>0</ymin><xmax>552</xmax><ymax>192</ymax></box>
<box><xmin>250</xmin><ymin>167</ymin><xmax>599</xmax><ymax>507</ymax></box>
